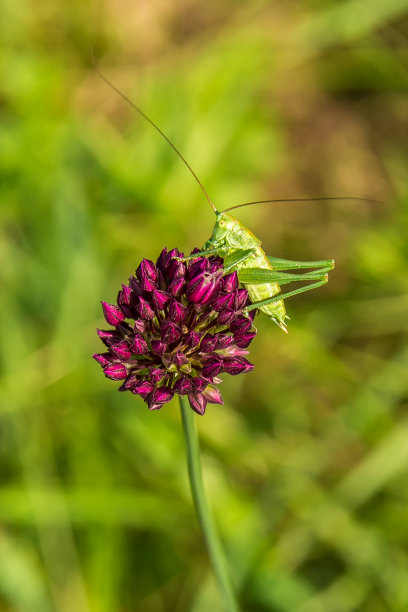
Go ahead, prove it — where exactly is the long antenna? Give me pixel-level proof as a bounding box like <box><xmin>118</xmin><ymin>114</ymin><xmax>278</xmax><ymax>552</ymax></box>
<box><xmin>94</xmin><ymin>66</ymin><xmax>217</xmax><ymax>212</ymax></box>
<box><xmin>223</xmin><ymin>196</ymin><xmax>383</xmax><ymax>212</ymax></box>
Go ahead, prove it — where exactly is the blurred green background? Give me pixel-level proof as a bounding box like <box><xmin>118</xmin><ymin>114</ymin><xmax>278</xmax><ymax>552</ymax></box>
<box><xmin>1</xmin><ymin>1</ymin><xmax>408</xmax><ymax>611</ymax></box>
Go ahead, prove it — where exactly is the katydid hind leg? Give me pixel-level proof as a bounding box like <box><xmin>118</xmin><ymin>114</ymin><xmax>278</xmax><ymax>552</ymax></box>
<box><xmin>245</xmin><ymin>277</ymin><xmax>329</xmax><ymax>313</ymax></box>
<box><xmin>268</xmin><ymin>256</ymin><xmax>335</xmax><ymax>271</ymax></box>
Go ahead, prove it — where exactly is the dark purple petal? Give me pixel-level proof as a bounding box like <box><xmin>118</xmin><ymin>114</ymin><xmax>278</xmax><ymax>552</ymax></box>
<box><xmin>151</xmin><ymin>288</ymin><xmax>171</xmax><ymax>310</ymax></box>
<box><xmin>165</xmin><ymin>248</ymin><xmax>183</xmax><ymax>266</ymax></box>
<box><xmin>151</xmin><ymin>340</ymin><xmax>166</xmax><ymax>356</ymax></box>
<box><xmin>188</xmin><ymin>258</ymin><xmax>208</xmax><ymax>280</ymax></box>
<box><xmin>103</xmin><ymin>363</ymin><xmax>127</xmax><ymax>380</ymax></box>
<box><xmin>235</xmin><ymin>289</ymin><xmax>248</xmax><ymax>310</ymax></box>
<box><xmin>131</xmin><ymin>335</ymin><xmax>149</xmax><ymax>355</ymax></box>
<box><xmin>146</xmin><ymin>386</ymin><xmax>174</xmax><ymax>410</ymax></box>
<box><xmin>119</xmin><ymin>374</ymin><xmax>139</xmax><ymax>391</ymax></box>
<box><xmin>202</xmin><ymin>357</ymin><xmax>224</xmax><ymax>379</ymax></box>
<box><xmin>188</xmin><ymin>392</ymin><xmax>207</xmax><ymax>415</ymax></box>
<box><xmin>173</xmin><ymin>376</ymin><xmax>194</xmax><ymax>395</ymax></box>
<box><xmin>222</xmin><ymin>357</ymin><xmax>254</xmax><ymax>375</ymax></box>
<box><xmin>168</xmin><ymin>277</ymin><xmax>185</xmax><ymax>297</ymax></box>
<box><xmin>184</xmin><ymin>331</ymin><xmax>202</xmax><ymax>347</ymax></box>
<box><xmin>117</xmin><ymin>284</ymin><xmax>133</xmax><ymax>318</ymax></box>
<box><xmin>211</xmin><ymin>292</ymin><xmax>235</xmax><ymax>312</ymax></box>
<box><xmin>223</xmin><ymin>346</ymin><xmax>249</xmax><ymax>357</ymax></box>
<box><xmin>149</xmin><ymin>367</ymin><xmax>165</xmax><ymax>383</ymax></box>
<box><xmin>173</xmin><ymin>350</ymin><xmax>189</xmax><ymax>368</ymax></box>
<box><xmin>207</xmin><ymin>255</ymin><xmax>223</xmax><ymax>272</ymax></box>
<box><xmin>168</xmin><ymin>299</ymin><xmax>187</xmax><ymax>323</ymax></box>
<box><xmin>97</xmin><ymin>329</ymin><xmax>118</xmax><ymax>346</ymax></box>
<box><xmin>133</xmin><ymin>380</ymin><xmax>155</xmax><ymax>398</ymax></box>
<box><xmin>129</xmin><ymin>276</ymin><xmax>143</xmax><ymax>296</ymax></box>
<box><xmin>229</xmin><ymin>316</ymin><xmax>252</xmax><ymax>334</ymax></box>
<box><xmin>203</xmin><ymin>385</ymin><xmax>224</xmax><ymax>405</ymax></box>
<box><xmin>136</xmin><ymin>296</ymin><xmax>155</xmax><ymax>320</ymax></box>
<box><xmin>191</xmin><ymin>376</ymin><xmax>209</xmax><ymax>392</ymax></box>
<box><xmin>234</xmin><ymin>331</ymin><xmax>256</xmax><ymax>348</ymax></box>
<box><xmin>187</xmin><ymin>272</ymin><xmax>218</xmax><ymax>305</ymax></box>
<box><xmin>200</xmin><ymin>334</ymin><xmax>218</xmax><ymax>352</ymax></box>
<box><xmin>118</xmin><ymin>283</ymin><xmax>132</xmax><ymax>305</ymax></box>
<box><xmin>93</xmin><ymin>352</ymin><xmax>114</xmax><ymax>367</ymax></box>
<box><xmin>161</xmin><ymin>321</ymin><xmax>182</xmax><ymax>344</ymax></box>
<box><xmin>167</xmin><ymin>259</ymin><xmax>186</xmax><ymax>281</ymax></box>
<box><xmin>156</xmin><ymin>247</ymin><xmax>168</xmax><ymax>270</ymax></box>
<box><xmin>217</xmin><ymin>309</ymin><xmax>235</xmax><ymax>325</ymax></box>
<box><xmin>214</xmin><ymin>334</ymin><xmax>234</xmax><ymax>350</ymax></box>
<box><xmin>136</xmin><ymin>259</ymin><xmax>158</xmax><ymax>291</ymax></box>
<box><xmin>134</xmin><ymin>320</ymin><xmax>147</xmax><ymax>334</ymax></box>
<box><xmin>108</xmin><ymin>339</ymin><xmax>132</xmax><ymax>360</ymax></box>
<box><xmin>101</xmin><ymin>301</ymin><xmax>125</xmax><ymax>326</ymax></box>
<box><xmin>221</xmin><ymin>271</ymin><xmax>238</xmax><ymax>292</ymax></box>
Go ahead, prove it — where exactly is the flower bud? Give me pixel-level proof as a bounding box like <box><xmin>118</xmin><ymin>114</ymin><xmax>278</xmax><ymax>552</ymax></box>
<box><xmin>108</xmin><ymin>339</ymin><xmax>132</xmax><ymax>360</ymax></box>
<box><xmin>101</xmin><ymin>301</ymin><xmax>125</xmax><ymax>326</ymax></box>
<box><xmin>211</xmin><ymin>292</ymin><xmax>235</xmax><ymax>312</ymax></box>
<box><xmin>103</xmin><ymin>363</ymin><xmax>127</xmax><ymax>380</ymax></box>
<box><xmin>200</xmin><ymin>334</ymin><xmax>218</xmax><ymax>352</ymax></box>
<box><xmin>97</xmin><ymin>329</ymin><xmax>118</xmax><ymax>346</ymax></box>
<box><xmin>136</xmin><ymin>259</ymin><xmax>158</xmax><ymax>291</ymax></box>
<box><xmin>188</xmin><ymin>392</ymin><xmax>207</xmax><ymax>415</ymax></box>
<box><xmin>133</xmin><ymin>380</ymin><xmax>155</xmax><ymax>398</ymax></box>
<box><xmin>173</xmin><ymin>376</ymin><xmax>194</xmax><ymax>395</ymax></box>
<box><xmin>234</xmin><ymin>331</ymin><xmax>256</xmax><ymax>348</ymax></box>
<box><xmin>203</xmin><ymin>385</ymin><xmax>224</xmax><ymax>404</ymax></box>
<box><xmin>149</xmin><ymin>367</ymin><xmax>164</xmax><ymax>383</ymax></box>
<box><xmin>202</xmin><ymin>357</ymin><xmax>224</xmax><ymax>379</ymax></box>
<box><xmin>147</xmin><ymin>386</ymin><xmax>174</xmax><ymax>410</ymax></box>
<box><xmin>136</xmin><ymin>296</ymin><xmax>155</xmax><ymax>320</ymax></box>
<box><xmin>223</xmin><ymin>357</ymin><xmax>254</xmax><ymax>375</ymax></box>
<box><xmin>187</xmin><ymin>272</ymin><xmax>218</xmax><ymax>304</ymax></box>
<box><xmin>151</xmin><ymin>340</ymin><xmax>166</xmax><ymax>356</ymax></box>
<box><xmin>229</xmin><ymin>316</ymin><xmax>252</xmax><ymax>334</ymax></box>
<box><xmin>235</xmin><ymin>289</ymin><xmax>248</xmax><ymax>310</ymax></box>
<box><xmin>217</xmin><ymin>309</ymin><xmax>235</xmax><ymax>325</ymax></box>
<box><xmin>184</xmin><ymin>331</ymin><xmax>202</xmax><ymax>347</ymax></box>
<box><xmin>221</xmin><ymin>271</ymin><xmax>239</xmax><ymax>292</ymax></box>
<box><xmin>151</xmin><ymin>289</ymin><xmax>171</xmax><ymax>310</ymax></box>
<box><xmin>160</xmin><ymin>321</ymin><xmax>182</xmax><ymax>344</ymax></box>
<box><xmin>168</xmin><ymin>277</ymin><xmax>185</xmax><ymax>297</ymax></box>
<box><xmin>131</xmin><ymin>335</ymin><xmax>149</xmax><ymax>355</ymax></box>
<box><xmin>93</xmin><ymin>352</ymin><xmax>114</xmax><ymax>367</ymax></box>
<box><xmin>168</xmin><ymin>299</ymin><xmax>187</xmax><ymax>323</ymax></box>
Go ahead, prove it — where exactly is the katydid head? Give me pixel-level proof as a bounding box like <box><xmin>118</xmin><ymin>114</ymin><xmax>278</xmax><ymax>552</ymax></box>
<box><xmin>203</xmin><ymin>211</ymin><xmax>238</xmax><ymax>249</ymax></box>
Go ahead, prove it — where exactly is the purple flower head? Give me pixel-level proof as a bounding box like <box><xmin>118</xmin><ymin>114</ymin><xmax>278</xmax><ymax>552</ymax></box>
<box><xmin>93</xmin><ymin>248</ymin><xmax>257</xmax><ymax>415</ymax></box>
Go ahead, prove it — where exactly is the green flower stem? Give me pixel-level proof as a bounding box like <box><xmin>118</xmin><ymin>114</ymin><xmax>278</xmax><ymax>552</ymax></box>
<box><xmin>179</xmin><ymin>395</ymin><xmax>239</xmax><ymax>612</ymax></box>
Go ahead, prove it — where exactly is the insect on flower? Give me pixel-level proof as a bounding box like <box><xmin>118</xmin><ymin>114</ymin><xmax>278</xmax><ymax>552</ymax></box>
<box><xmin>95</xmin><ymin>69</ymin><xmax>336</xmax><ymax>333</ymax></box>
<box><xmin>93</xmin><ymin>249</ymin><xmax>257</xmax><ymax>414</ymax></box>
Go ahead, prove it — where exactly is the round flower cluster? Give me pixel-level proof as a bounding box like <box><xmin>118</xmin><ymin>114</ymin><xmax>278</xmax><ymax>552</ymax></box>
<box><xmin>93</xmin><ymin>248</ymin><xmax>257</xmax><ymax>414</ymax></box>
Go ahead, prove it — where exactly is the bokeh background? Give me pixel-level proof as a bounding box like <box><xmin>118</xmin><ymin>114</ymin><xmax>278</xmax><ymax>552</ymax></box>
<box><xmin>1</xmin><ymin>1</ymin><xmax>408</xmax><ymax>611</ymax></box>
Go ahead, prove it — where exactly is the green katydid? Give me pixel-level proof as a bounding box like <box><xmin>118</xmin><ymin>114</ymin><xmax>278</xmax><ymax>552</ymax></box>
<box><xmin>184</xmin><ymin>200</ymin><xmax>334</xmax><ymax>332</ymax></box>
<box><xmin>95</xmin><ymin>70</ymin><xmax>379</xmax><ymax>331</ymax></box>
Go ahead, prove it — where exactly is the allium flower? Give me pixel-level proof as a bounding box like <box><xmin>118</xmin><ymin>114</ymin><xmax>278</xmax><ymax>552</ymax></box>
<box><xmin>93</xmin><ymin>248</ymin><xmax>257</xmax><ymax>414</ymax></box>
